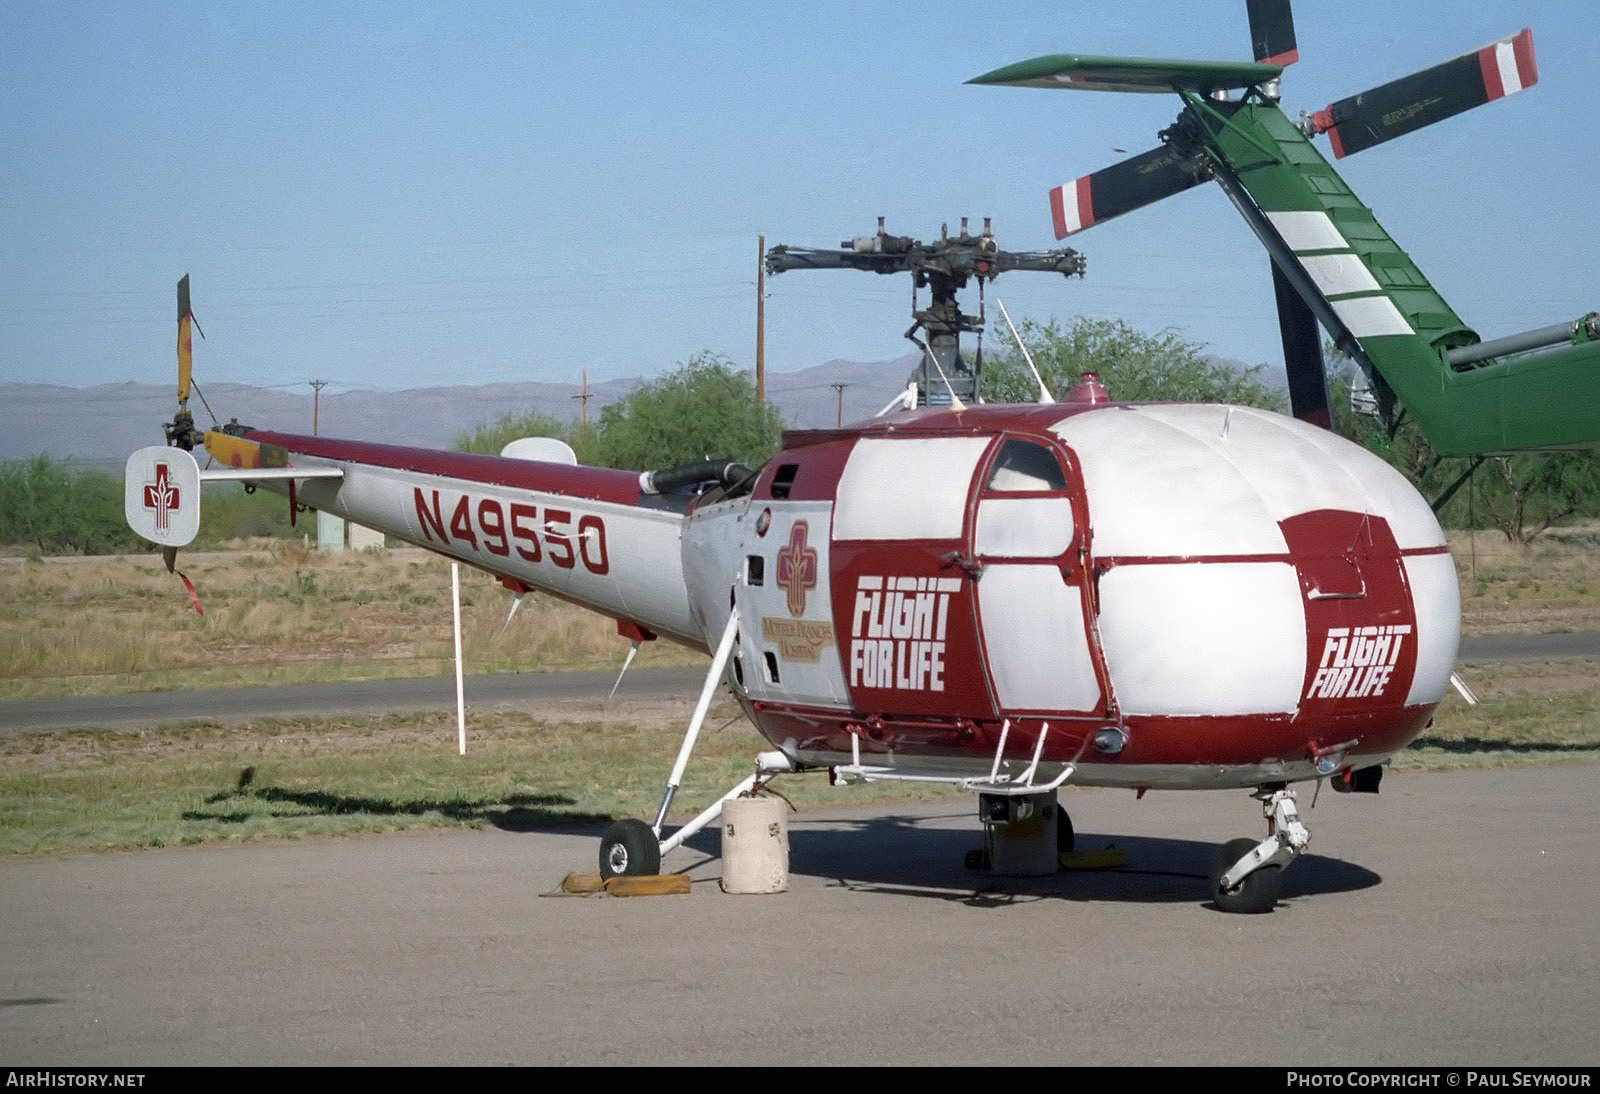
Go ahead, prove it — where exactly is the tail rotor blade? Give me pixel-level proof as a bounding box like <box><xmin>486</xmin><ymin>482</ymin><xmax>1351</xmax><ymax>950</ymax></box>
<box><xmin>1309</xmin><ymin>28</ymin><xmax>1536</xmax><ymax>158</ymax></box>
<box><xmin>1049</xmin><ymin>145</ymin><xmax>1209</xmax><ymax>238</ymax></box>
<box><xmin>1247</xmin><ymin>0</ymin><xmax>1298</xmax><ymax>67</ymax></box>
<box><xmin>177</xmin><ymin>275</ymin><xmax>193</xmax><ymax>406</ymax></box>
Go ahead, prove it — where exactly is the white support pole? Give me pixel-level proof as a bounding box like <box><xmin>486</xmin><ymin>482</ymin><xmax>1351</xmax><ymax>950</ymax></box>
<box><xmin>659</xmin><ymin>750</ymin><xmax>795</xmax><ymax>857</ymax></box>
<box><xmin>652</xmin><ymin>608</ymin><xmax>741</xmax><ymax>835</ymax></box>
<box><xmin>658</xmin><ymin>773</ymin><xmax>760</xmax><ymax>857</ymax></box>
<box><xmin>452</xmin><ymin>562</ymin><xmax>466</xmax><ymax>755</ymax></box>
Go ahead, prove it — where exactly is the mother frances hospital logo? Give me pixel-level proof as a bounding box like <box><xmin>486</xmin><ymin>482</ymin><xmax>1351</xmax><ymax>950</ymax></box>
<box><xmin>776</xmin><ymin>521</ymin><xmax>817</xmax><ymax>617</ymax></box>
<box><xmin>760</xmin><ymin>521</ymin><xmax>834</xmax><ymax>663</ymax></box>
<box><xmin>142</xmin><ymin>461</ymin><xmax>182</xmax><ymax>533</ymax></box>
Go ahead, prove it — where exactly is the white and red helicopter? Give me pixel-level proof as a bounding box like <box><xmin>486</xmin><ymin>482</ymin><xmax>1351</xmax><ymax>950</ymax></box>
<box><xmin>129</xmin><ymin>1</ymin><xmax>1550</xmax><ymax>913</ymax></box>
<box><xmin>127</xmin><ymin>250</ymin><xmax>1455</xmax><ymax>913</ymax></box>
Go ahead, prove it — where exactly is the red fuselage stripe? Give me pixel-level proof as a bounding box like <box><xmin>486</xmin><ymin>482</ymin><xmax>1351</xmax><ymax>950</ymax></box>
<box><xmin>244</xmin><ymin>431</ymin><xmax>645</xmax><ymax>505</ymax></box>
<box><xmin>1096</xmin><ymin>543</ymin><xmax>1448</xmax><ymax>568</ymax></box>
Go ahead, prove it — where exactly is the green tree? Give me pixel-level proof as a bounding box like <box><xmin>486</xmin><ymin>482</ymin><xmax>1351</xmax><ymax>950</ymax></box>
<box><xmin>589</xmin><ymin>352</ymin><xmax>784</xmax><ymax>470</ymax></box>
<box><xmin>982</xmin><ymin>317</ymin><xmax>1286</xmax><ymax>410</ymax></box>
<box><xmin>1474</xmin><ymin>453</ymin><xmax>1600</xmax><ymax>545</ymax></box>
<box><xmin>0</xmin><ymin>456</ymin><xmax>142</xmax><ymax>555</ymax></box>
<box><xmin>200</xmin><ymin>486</ymin><xmax>298</xmax><ymax>544</ymax></box>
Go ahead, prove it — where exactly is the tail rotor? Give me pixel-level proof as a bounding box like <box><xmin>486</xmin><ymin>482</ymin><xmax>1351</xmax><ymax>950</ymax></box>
<box><xmin>134</xmin><ymin>275</ymin><xmax>214</xmax><ymax>614</ymax></box>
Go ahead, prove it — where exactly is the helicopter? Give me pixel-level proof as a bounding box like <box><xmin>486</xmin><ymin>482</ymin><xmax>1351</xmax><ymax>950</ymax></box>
<box><xmin>969</xmin><ymin>0</ymin><xmax>1599</xmax><ymax>464</ymax></box>
<box><xmin>133</xmin><ymin>0</ymin><xmax>1596</xmax><ymax>913</ymax></box>
<box><xmin>128</xmin><ymin>234</ymin><xmax>1455</xmax><ymax>915</ymax></box>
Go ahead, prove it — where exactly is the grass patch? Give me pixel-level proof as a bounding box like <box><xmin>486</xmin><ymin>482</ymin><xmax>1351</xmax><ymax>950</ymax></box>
<box><xmin>4</xmin><ymin>534</ymin><xmax>1598</xmax><ymax>700</ymax></box>
<box><xmin>0</xmin><ymin>704</ymin><xmax>959</xmax><ymax>857</ymax></box>
<box><xmin>1398</xmin><ymin>659</ymin><xmax>1600</xmax><ymax>769</ymax></box>
<box><xmin>0</xmin><ymin>544</ymin><xmax>700</xmax><ymax>700</ymax></box>
<box><xmin>1449</xmin><ymin>528</ymin><xmax>1600</xmax><ymax>635</ymax></box>
<box><xmin>4</xmin><ymin>671</ymin><xmax>1596</xmax><ymax>857</ymax></box>
<box><xmin>3</xmin><ymin>540</ymin><xmax>1598</xmax><ymax>857</ymax></box>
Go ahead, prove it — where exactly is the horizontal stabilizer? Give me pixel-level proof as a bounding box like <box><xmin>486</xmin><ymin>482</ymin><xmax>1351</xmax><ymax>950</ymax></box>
<box><xmin>197</xmin><ymin>465</ymin><xmax>344</xmax><ymax>483</ymax></box>
<box><xmin>126</xmin><ymin>445</ymin><xmax>345</xmax><ymax>548</ymax></box>
<box><xmin>1310</xmin><ymin>29</ymin><xmax>1536</xmax><ymax>158</ymax></box>
<box><xmin>1049</xmin><ymin>145</ymin><xmax>1209</xmax><ymax>238</ymax></box>
<box><xmin>969</xmin><ymin>53</ymin><xmax>1281</xmax><ymax>95</ymax></box>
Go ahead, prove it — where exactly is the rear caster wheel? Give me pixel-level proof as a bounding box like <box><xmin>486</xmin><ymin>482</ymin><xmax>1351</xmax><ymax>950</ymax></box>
<box><xmin>1209</xmin><ymin>837</ymin><xmax>1281</xmax><ymax>914</ymax></box>
<box><xmin>599</xmin><ymin>819</ymin><xmax>661</xmax><ymax>879</ymax></box>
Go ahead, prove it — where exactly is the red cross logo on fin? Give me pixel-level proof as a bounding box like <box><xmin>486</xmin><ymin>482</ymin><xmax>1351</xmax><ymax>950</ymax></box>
<box><xmin>142</xmin><ymin>462</ymin><xmax>181</xmax><ymax>533</ymax></box>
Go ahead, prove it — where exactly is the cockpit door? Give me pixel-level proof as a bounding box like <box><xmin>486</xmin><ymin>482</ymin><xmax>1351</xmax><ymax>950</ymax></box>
<box><xmin>829</xmin><ymin>435</ymin><xmax>998</xmax><ymax>720</ymax></box>
<box><xmin>970</xmin><ymin>436</ymin><xmax>1108</xmax><ymax>717</ymax></box>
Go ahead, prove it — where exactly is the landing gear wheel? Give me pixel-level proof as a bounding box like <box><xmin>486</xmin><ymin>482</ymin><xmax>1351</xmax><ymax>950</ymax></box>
<box><xmin>1209</xmin><ymin>837</ymin><xmax>1281</xmax><ymax>914</ymax></box>
<box><xmin>599</xmin><ymin>819</ymin><xmax>661</xmax><ymax>880</ymax></box>
<box><xmin>1057</xmin><ymin>810</ymin><xmax>1075</xmax><ymax>855</ymax></box>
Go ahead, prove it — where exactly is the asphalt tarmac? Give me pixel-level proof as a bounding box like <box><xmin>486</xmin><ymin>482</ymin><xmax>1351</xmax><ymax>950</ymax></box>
<box><xmin>2</xmin><ymin>632</ymin><xmax>1596</xmax><ymax>735</ymax></box>
<box><xmin>2</xmin><ymin>764</ymin><xmax>1596</xmax><ymax>1066</ymax></box>
<box><xmin>2</xmin><ymin>640</ymin><xmax>1597</xmax><ymax>1066</ymax></box>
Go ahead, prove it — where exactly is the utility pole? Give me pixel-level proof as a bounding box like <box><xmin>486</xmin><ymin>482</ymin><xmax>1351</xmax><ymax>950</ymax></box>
<box><xmin>309</xmin><ymin>378</ymin><xmax>328</xmax><ymax>435</ymax></box>
<box><xmin>756</xmin><ymin>233</ymin><xmax>765</xmax><ymax>407</ymax></box>
<box><xmin>830</xmin><ymin>381</ymin><xmax>849</xmax><ymax>427</ymax></box>
<box><xmin>571</xmin><ymin>370</ymin><xmax>592</xmax><ymax>437</ymax></box>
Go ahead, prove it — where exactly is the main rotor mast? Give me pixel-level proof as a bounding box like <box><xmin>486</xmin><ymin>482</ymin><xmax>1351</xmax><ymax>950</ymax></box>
<box><xmin>766</xmin><ymin>218</ymin><xmax>1083</xmax><ymax>407</ymax></box>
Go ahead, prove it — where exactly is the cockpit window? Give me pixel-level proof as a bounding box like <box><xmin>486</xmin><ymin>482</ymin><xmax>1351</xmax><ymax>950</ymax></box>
<box><xmin>985</xmin><ymin>439</ymin><xmax>1066</xmax><ymax>492</ymax></box>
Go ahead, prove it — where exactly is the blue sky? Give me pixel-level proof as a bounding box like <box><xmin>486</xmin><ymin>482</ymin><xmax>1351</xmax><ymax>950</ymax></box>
<box><xmin>2</xmin><ymin>1</ymin><xmax>1594</xmax><ymax>404</ymax></box>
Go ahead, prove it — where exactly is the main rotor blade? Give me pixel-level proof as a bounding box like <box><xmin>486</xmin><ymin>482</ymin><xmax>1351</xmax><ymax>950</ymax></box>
<box><xmin>1270</xmin><ymin>261</ymin><xmax>1331</xmax><ymax>429</ymax></box>
<box><xmin>1247</xmin><ymin>0</ymin><xmax>1298</xmax><ymax>67</ymax></box>
<box><xmin>1309</xmin><ymin>28</ymin><xmax>1536</xmax><ymax>158</ymax></box>
<box><xmin>1049</xmin><ymin>145</ymin><xmax>1209</xmax><ymax>238</ymax></box>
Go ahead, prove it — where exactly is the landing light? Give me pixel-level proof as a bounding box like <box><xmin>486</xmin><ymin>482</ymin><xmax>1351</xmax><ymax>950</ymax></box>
<box><xmin>1093</xmin><ymin>727</ymin><xmax>1126</xmax><ymax>754</ymax></box>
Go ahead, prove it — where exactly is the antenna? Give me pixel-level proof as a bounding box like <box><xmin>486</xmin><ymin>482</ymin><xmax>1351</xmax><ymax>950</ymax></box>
<box><xmin>996</xmin><ymin>298</ymin><xmax>1054</xmax><ymax>404</ymax></box>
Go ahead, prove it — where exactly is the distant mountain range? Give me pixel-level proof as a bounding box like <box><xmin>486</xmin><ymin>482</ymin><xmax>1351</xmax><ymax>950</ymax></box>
<box><xmin>0</xmin><ymin>354</ymin><xmax>923</xmax><ymax>469</ymax></box>
<box><xmin>5</xmin><ymin>350</ymin><xmax>1277</xmax><ymax>471</ymax></box>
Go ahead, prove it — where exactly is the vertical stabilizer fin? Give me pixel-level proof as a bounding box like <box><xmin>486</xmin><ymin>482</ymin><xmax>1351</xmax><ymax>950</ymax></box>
<box><xmin>126</xmin><ymin>446</ymin><xmax>202</xmax><ymax>548</ymax></box>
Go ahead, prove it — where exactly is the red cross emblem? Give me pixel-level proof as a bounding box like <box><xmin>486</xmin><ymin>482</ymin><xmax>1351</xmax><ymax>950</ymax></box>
<box><xmin>775</xmin><ymin>520</ymin><xmax>819</xmax><ymax>618</ymax></box>
<box><xmin>142</xmin><ymin>462</ymin><xmax>181</xmax><ymax>532</ymax></box>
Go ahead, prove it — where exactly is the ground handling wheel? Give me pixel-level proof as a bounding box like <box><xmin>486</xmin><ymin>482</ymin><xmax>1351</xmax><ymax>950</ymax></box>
<box><xmin>599</xmin><ymin>819</ymin><xmax>662</xmax><ymax>880</ymax></box>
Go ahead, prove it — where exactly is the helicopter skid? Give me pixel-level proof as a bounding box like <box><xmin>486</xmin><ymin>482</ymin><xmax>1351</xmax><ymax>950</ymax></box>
<box><xmin>809</xmin><ymin>752</ymin><xmax>1385</xmax><ymax>793</ymax></box>
<box><xmin>745</xmin><ymin>698</ymin><xmax>1418</xmax><ymax>793</ymax></box>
